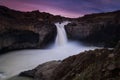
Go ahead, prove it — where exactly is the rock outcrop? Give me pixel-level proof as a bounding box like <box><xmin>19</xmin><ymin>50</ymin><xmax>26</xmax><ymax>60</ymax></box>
<box><xmin>19</xmin><ymin>61</ymin><xmax>61</xmax><ymax>80</ymax></box>
<box><xmin>65</xmin><ymin>11</ymin><xmax>120</xmax><ymax>47</ymax></box>
<box><xmin>19</xmin><ymin>43</ymin><xmax>120</xmax><ymax>80</ymax></box>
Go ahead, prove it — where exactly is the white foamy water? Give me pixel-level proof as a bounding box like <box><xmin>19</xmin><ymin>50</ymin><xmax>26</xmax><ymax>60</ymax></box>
<box><xmin>0</xmin><ymin>21</ymin><xmax>98</xmax><ymax>80</ymax></box>
<box><xmin>55</xmin><ymin>21</ymin><xmax>70</xmax><ymax>46</ymax></box>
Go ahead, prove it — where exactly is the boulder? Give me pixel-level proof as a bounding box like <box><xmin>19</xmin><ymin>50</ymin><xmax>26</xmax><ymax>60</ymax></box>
<box><xmin>19</xmin><ymin>61</ymin><xmax>61</xmax><ymax>80</ymax></box>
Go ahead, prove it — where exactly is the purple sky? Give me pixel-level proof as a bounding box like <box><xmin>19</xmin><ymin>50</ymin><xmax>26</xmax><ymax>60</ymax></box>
<box><xmin>0</xmin><ymin>0</ymin><xmax>120</xmax><ymax>18</ymax></box>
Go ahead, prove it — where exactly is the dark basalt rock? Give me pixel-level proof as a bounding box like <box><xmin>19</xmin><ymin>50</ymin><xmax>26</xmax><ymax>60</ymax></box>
<box><xmin>0</xmin><ymin>30</ymin><xmax>39</xmax><ymax>53</ymax></box>
<box><xmin>19</xmin><ymin>69</ymin><xmax>36</xmax><ymax>78</ymax></box>
<box><xmin>65</xmin><ymin>10</ymin><xmax>120</xmax><ymax>47</ymax></box>
<box><xmin>19</xmin><ymin>61</ymin><xmax>61</xmax><ymax>80</ymax></box>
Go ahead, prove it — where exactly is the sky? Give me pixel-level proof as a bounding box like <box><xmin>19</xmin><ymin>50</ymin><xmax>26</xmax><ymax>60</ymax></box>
<box><xmin>0</xmin><ymin>0</ymin><xmax>120</xmax><ymax>18</ymax></box>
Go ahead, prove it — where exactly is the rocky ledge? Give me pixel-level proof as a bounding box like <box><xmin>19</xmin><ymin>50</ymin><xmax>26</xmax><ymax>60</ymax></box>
<box><xmin>19</xmin><ymin>42</ymin><xmax>120</xmax><ymax>80</ymax></box>
<box><xmin>19</xmin><ymin>61</ymin><xmax>61</xmax><ymax>80</ymax></box>
<box><xmin>65</xmin><ymin>10</ymin><xmax>120</xmax><ymax>47</ymax></box>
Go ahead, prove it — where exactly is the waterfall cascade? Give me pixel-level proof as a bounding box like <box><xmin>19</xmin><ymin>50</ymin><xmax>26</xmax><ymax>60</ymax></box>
<box><xmin>0</xmin><ymin>21</ymin><xmax>97</xmax><ymax>80</ymax></box>
<box><xmin>55</xmin><ymin>21</ymin><xmax>70</xmax><ymax>46</ymax></box>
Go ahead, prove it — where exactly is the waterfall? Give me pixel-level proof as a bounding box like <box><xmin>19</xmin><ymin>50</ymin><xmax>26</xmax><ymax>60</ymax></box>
<box><xmin>0</xmin><ymin>21</ymin><xmax>98</xmax><ymax>80</ymax></box>
<box><xmin>55</xmin><ymin>21</ymin><xmax>70</xmax><ymax>46</ymax></box>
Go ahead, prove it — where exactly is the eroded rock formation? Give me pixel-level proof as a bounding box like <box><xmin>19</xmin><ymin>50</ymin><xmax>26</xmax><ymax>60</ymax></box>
<box><xmin>65</xmin><ymin>11</ymin><xmax>120</xmax><ymax>47</ymax></box>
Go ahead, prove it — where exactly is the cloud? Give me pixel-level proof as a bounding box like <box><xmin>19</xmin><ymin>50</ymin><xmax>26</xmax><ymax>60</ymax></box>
<box><xmin>0</xmin><ymin>0</ymin><xmax>120</xmax><ymax>17</ymax></box>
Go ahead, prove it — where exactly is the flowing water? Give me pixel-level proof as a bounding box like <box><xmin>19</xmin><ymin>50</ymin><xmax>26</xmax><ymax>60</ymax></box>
<box><xmin>55</xmin><ymin>22</ymin><xmax>69</xmax><ymax>46</ymax></box>
<box><xmin>0</xmin><ymin>21</ymin><xmax>98</xmax><ymax>80</ymax></box>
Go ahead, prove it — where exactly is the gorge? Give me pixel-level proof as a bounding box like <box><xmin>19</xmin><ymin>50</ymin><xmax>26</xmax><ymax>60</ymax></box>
<box><xmin>0</xmin><ymin>22</ymin><xmax>97</xmax><ymax>80</ymax></box>
<box><xmin>0</xmin><ymin>5</ymin><xmax>120</xmax><ymax>80</ymax></box>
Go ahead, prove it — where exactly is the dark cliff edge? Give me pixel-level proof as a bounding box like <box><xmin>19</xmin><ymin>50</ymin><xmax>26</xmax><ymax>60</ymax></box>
<box><xmin>0</xmin><ymin>5</ymin><xmax>69</xmax><ymax>54</ymax></box>
<box><xmin>19</xmin><ymin>42</ymin><xmax>120</xmax><ymax>80</ymax></box>
<box><xmin>65</xmin><ymin>10</ymin><xmax>120</xmax><ymax>47</ymax></box>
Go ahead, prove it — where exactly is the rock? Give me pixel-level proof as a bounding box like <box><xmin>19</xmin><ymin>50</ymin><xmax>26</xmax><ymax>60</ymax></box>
<box><xmin>114</xmin><ymin>41</ymin><xmax>120</xmax><ymax>54</ymax></box>
<box><xmin>0</xmin><ymin>30</ymin><xmax>40</xmax><ymax>53</ymax></box>
<box><xmin>107</xmin><ymin>64</ymin><xmax>116</xmax><ymax>71</ymax></box>
<box><xmin>19</xmin><ymin>61</ymin><xmax>61</xmax><ymax>80</ymax></box>
<box><xmin>19</xmin><ymin>70</ymin><xmax>36</xmax><ymax>78</ymax></box>
<box><xmin>52</xmin><ymin>48</ymin><xmax>119</xmax><ymax>80</ymax></box>
<box><xmin>65</xmin><ymin>10</ymin><xmax>120</xmax><ymax>47</ymax></box>
<box><xmin>35</xmin><ymin>61</ymin><xmax>61</xmax><ymax>80</ymax></box>
<box><xmin>108</xmin><ymin>53</ymin><xmax>115</xmax><ymax>58</ymax></box>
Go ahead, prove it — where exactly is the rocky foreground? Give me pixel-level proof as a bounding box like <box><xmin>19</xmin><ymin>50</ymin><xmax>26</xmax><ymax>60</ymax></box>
<box><xmin>19</xmin><ymin>42</ymin><xmax>120</xmax><ymax>80</ymax></box>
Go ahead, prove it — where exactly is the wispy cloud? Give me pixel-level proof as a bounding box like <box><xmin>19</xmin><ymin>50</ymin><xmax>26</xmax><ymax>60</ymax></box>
<box><xmin>0</xmin><ymin>0</ymin><xmax>120</xmax><ymax>18</ymax></box>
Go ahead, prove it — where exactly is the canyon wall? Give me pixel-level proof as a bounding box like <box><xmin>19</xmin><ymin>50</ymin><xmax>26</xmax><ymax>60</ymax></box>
<box><xmin>65</xmin><ymin>11</ymin><xmax>120</xmax><ymax>47</ymax></box>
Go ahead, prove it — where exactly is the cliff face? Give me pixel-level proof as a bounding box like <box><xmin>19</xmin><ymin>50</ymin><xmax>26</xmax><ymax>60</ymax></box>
<box><xmin>0</xmin><ymin>5</ymin><xmax>69</xmax><ymax>53</ymax></box>
<box><xmin>19</xmin><ymin>42</ymin><xmax>120</xmax><ymax>80</ymax></box>
<box><xmin>0</xmin><ymin>30</ymin><xmax>39</xmax><ymax>53</ymax></box>
<box><xmin>65</xmin><ymin>11</ymin><xmax>120</xmax><ymax>47</ymax></box>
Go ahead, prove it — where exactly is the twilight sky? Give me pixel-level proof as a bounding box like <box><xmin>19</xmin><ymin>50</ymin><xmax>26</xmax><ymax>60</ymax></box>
<box><xmin>0</xmin><ymin>0</ymin><xmax>120</xmax><ymax>18</ymax></box>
